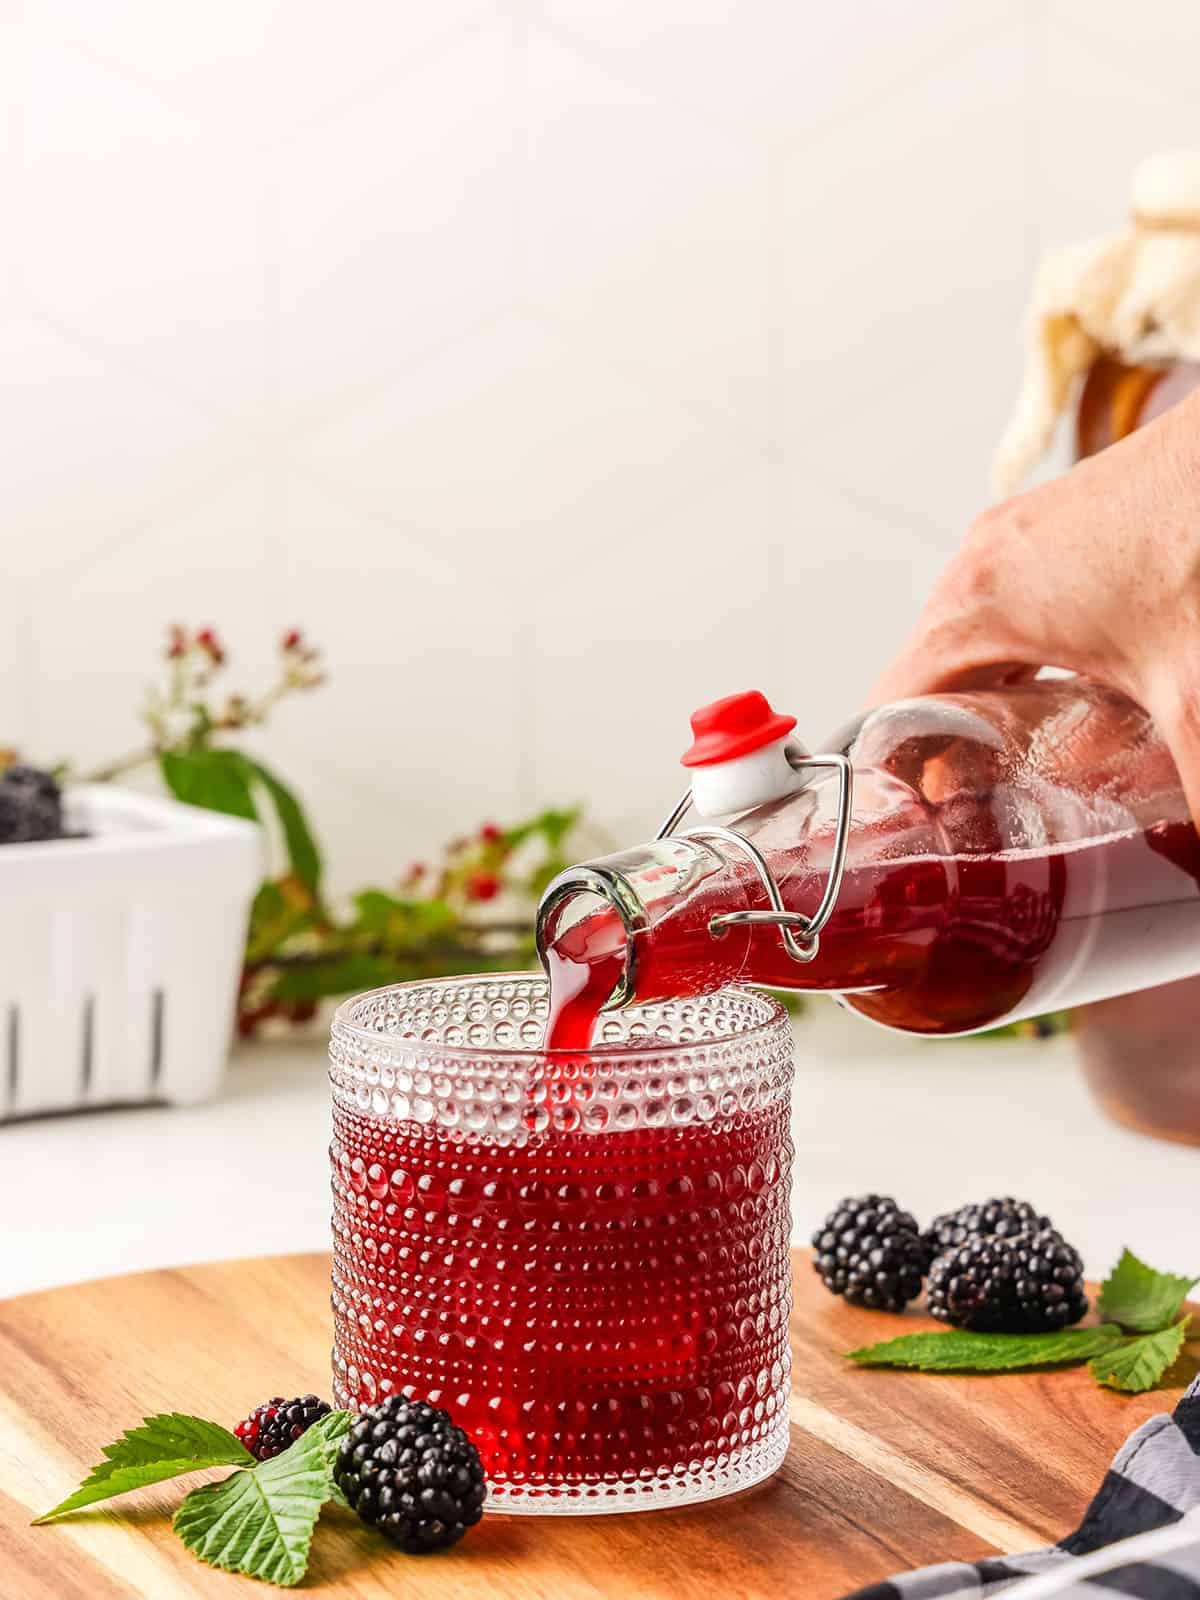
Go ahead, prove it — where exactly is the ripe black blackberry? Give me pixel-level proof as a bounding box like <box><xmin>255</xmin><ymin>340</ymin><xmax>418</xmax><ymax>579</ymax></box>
<box><xmin>812</xmin><ymin>1194</ymin><xmax>926</xmax><ymax>1313</ymax></box>
<box><xmin>0</xmin><ymin>765</ymin><xmax>63</xmax><ymax>845</ymax></box>
<box><xmin>234</xmin><ymin>1395</ymin><xmax>332</xmax><ymax>1461</ymax></box>
<box><xmin>926</xmin><ymin>1228</ymin><xmax>1088</xmax><ymax>1332</ymax></box>
<box><xmin>921</xmin><ymin>1196</ymin><xmax>1055</xmax><ymax>1269</ymax></box>
<box><xmin>335</xmin><ymin>1395</ymin><xmax>486</xmax><ymax>1554</ymax></box>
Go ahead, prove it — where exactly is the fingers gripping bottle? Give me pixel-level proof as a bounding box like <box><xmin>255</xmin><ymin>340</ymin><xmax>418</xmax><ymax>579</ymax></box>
<box><xmin>536</xmin><ymin>684</ymin><xmax>1200</xmax><ymax>1047</ymax></box>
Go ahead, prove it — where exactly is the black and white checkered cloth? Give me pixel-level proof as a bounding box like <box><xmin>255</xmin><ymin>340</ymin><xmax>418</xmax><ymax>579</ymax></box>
<box><xmin>843</xmin><ymin>1378</ymin><xmax>1200</xmax><ymax>1600</ymax></box>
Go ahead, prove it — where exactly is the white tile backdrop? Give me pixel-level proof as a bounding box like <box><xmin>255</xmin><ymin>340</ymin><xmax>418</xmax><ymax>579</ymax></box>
<box><xmin>2</xmin><ymin>0</ymin><xmax>1197</xmax><ymax>888</ymax></box>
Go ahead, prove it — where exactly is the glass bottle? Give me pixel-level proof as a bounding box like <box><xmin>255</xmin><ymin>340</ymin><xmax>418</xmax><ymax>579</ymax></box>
<box><xmin>536</xmin><ymin>683</ymin><xmax>1200</xmax><ymax>1041</ymax></box>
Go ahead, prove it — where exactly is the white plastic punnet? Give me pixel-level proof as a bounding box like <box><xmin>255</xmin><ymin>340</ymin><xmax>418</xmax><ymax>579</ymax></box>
<box><xmin>0</xmin><ymin>786</ymin><xmax>261</xmax><ymax>1121</ymax></box>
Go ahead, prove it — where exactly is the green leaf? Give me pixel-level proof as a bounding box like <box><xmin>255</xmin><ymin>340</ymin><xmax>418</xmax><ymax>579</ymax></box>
<box><xmin>250</xmin><ymin>879</ymin><xmax>287</xmax><ymax>926</ymax></box>
<box><xmin>173</xmin><ymin>1411</ymin><xmax>351</xmax><ymax>1588</ymax></box>
<box><xmin>764</xmin><ymin>987</ymin><xmax>808</xmax><ymax>1017</ymax></box>
<box><xmin>846</xmin><ymin>1324</ymin><xmax>1124</xmax><ymax>1373</ymax></box>
<box><xmin>162</xmin><ymin>748</ymin><xmax>323</xmax><ymax>898</ymax></box>
<box><xmin>502</xmin><ymin>806</ymin><xmax>580</xmax><ymax>852</ymax></box>
<box><xmin>34</xmin><ymin>1414</ymin><xmax>254</xmax><ymax>1523</ymax></box>
<box><xmin>349</xmin><ymin>889</ymin><xmax>457</xmax><ymax>942</ymax></box>
<box><xmin>1089</xmin><ymin>1318</ymin><xmax>1191</xmax><ymax>1394</ymax></box>
<box><xmin>271</xmin><ymin>953</ymin><xmax>408</xmax><ymax>1003</ymax></box>
<box><xmin>350</xmin><ymin>887</ymin><xmax>409</xmax><ymax>932</ymax></box>
<box><xmin>401</xmin><ymin>898</ymin><xmax>457</xmax><ymax>937</ymax></box>
<box><xmin>976</xmin><ymin>1011</ymin><xmax>1074</xmax><ymax>1040</ymax></box>
<box><xmin>525</xmin><ymin>856</ymin><xmax>570</xmax><ymax>898</ymax></box>
<box><xmin>160</xmin><ymin>749</ymin><xmax>258</xmax><ymax>820</ymax></box>
<box><xmin>532</xmin><ymin>807</ymin><xmax>579</xmax><ymax>849</ymax></box>
<box><xmin>243</xmin><ymin>758</ymin><xmax>323</xmax><ymax>897</ymax></box>
<box><xmin>1097</xmin><ymin>1248</ymin><xmax>1198</xmax><ymax>1334</ymax></box>
<box><xmin>245</xmin><ymin>878</ymin><xmax>317</xmax><ymax>965</ymax></box>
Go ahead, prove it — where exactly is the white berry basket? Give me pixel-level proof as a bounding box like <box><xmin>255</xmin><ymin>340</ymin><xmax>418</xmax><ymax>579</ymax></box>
<box><xmin>0</xmin><ymin>785</ymin><xmax>262</xmax><ymax>1122</ymax></box>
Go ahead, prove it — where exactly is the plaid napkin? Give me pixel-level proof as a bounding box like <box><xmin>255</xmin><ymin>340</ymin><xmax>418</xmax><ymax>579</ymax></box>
<box><xmin>844</xmin><ymin>1379</ymin><xmax>1200</xmax><ymax>1600</ymax></box>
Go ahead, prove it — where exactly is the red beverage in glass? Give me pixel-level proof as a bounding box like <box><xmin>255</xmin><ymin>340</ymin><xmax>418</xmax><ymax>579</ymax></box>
<box><xmin>330</xmin><ymin>976</ymin><xmax>793</xmax><ymax>1512</ymax></box>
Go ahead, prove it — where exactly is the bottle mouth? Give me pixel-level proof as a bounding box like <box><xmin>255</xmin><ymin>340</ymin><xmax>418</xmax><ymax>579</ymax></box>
<box><xmin>534</xmin><ymin>864</ymin><xmax>648</xmax><ymax>1012</ymax></box>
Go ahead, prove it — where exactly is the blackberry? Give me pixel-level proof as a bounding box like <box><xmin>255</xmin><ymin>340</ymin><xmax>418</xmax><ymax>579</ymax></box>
<box><xmin>926</xmin><ymin>1228</ymin><xmax>1088</xmax><ymax>1332</ymax></box>
<box><xmin>921</xmin><ymin>1196</ymin><xmax>1055</xmax><ymax>1268</ymax></box>
<box><xmin>334</xmin><ymin>1395</ymin><xmax>486</xmax><ymax>1554</ymax></box>
<box><xmin>0</xmin><ymin>765</ymin><xmax>63</xmax><ymax>845</ymax></box>
<box><xmin>235</xmin><ymin>1395</ymin><xmax>332</xmax><ymax>1461</ymax></box>
<box><xmin>812</xmin><ymin>1194</ymin><xmax>926</xmax><ymax>1312</ymax></box>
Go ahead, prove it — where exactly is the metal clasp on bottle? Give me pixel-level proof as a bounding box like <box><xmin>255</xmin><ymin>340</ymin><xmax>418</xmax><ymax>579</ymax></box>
<box><xmin>656</xmin><ymin>743</ymin><xmax>854</xmax><ymax>964</ymax></box>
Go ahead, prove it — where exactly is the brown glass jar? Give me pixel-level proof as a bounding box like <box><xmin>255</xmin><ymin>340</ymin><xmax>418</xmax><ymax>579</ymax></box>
<box><xmin>1075</xmin><ymin>355</ymin><xmax>1200</xmax><ymax>456</ymax></box>
<box><xmin>1073</xmin><ymin>355</ymin><xmax>1200</xmax><ymax>1145</ymax></box>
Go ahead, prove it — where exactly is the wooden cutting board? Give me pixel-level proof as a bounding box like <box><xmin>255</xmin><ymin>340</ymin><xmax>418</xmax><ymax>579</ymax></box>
<box><xmin>0</xmin><ymin>1252</ymin><xmax>1192</xmax><ymax>1599</ymax></box>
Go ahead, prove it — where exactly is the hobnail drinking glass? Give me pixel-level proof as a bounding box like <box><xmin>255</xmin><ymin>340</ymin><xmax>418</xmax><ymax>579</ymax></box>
<box><xmin>329</xmin><ymin>973</ymin><xmax>794</xmax><ymax>1513</ymax></box>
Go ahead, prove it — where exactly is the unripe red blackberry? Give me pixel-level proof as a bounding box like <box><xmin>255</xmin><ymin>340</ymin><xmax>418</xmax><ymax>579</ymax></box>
<box><xmin>234</xmin><ymin>1395</ymin><xmax>332</xmax><ymax>1461</ymax></box>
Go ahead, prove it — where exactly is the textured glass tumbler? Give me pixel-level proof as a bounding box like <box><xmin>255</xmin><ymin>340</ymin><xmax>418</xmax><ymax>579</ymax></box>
<box><xmin>329</xmin><ymin>974</ymin><xmax>794</xmax><ymax>1513</ymax></box>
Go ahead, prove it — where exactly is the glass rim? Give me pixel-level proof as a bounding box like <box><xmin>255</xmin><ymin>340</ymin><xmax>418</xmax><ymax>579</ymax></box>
<box><xmin>330</xmin><ymin>971</ymin><xmax>791</xmax><ymax>1062</ymax></box>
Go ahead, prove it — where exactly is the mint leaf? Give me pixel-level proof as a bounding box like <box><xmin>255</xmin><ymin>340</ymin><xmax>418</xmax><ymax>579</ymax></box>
<box><xmin>34</xmin><ymin>1413</ymin><xmax>254</xmax><ymax>1523</ymax></box>
<box><xmin>846</xmin><ymin>1325</ymin><xmax>1123</xmax><ymax>1372</ymax></box>
<box><xmin>1097</xmin><ymin>1248</ymin><xmax>1198</xmax><ymax>1333</ymax></box>
<box><xmin>173</xmin><ymin>1411</ymin><xmax>350</xmax><ymax>1588</ymax></box>
<box><xmin>1089</xmin><ymin>1318</ymin><xmax>1191</xmax><ymax>1394</ymax></box>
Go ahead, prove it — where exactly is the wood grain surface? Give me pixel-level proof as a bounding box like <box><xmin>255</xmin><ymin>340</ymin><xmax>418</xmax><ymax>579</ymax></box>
<box><xmin>0</xmin><ymin>1252</ymin><xmax>1192</xmax><ymax>1599</ymax></box>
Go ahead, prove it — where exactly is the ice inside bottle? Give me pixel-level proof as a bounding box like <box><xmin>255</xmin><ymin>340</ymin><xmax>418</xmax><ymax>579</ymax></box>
<box><xmin>538</xmin><ymin>683</ymin><xmax>1200</xmax><ymax>1047</ymax></box>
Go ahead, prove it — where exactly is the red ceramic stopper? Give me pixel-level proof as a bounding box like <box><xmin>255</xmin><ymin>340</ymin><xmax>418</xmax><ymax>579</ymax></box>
<box><xmin>681</xmin><ymin>691</ymin><xmax>797</xmax><ymax>768</ymax></box>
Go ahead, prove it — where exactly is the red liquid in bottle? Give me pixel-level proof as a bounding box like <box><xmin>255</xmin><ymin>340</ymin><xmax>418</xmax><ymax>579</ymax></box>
<box><xmin>542</xmin><ymin>819</ymin><xmax>1200</xmax><ymax>1042</ymax></box>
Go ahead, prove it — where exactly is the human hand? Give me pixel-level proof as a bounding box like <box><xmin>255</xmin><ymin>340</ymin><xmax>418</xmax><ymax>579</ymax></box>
<box><xmin>871</xmin><ymin>388</ymin><xmax>1200</xmax><ymax>825</ymax></box>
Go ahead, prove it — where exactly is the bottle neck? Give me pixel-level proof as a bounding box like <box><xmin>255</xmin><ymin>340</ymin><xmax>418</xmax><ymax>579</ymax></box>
<box><xmin>537</xmin><ymin>836</ymin><xmax>754</xmax><ymax>1043</ymax></box>
<box><xmin>537</xmin><ymin>776</ymin><xmax>954</xmax><ymax>1024</ymax></box>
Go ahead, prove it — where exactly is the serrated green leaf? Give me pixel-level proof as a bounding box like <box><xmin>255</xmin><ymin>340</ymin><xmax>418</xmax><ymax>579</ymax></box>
<box><xmin>173</xmin><ymin>1411</ymin><xmax>351</xmax><ymax>1588</ymax></box>
<box><xmin>34</xmin><ymin>1413</ymin><xmax>254</xmax><ymax>1523</ymax></box>
<box><xmin>1089</xmin><ymin>1318</ymin><xmax>1191</xmax><ymax>1394</ymax></box>
<box><xmin>160</xmin><ymin>748</ymin><xmax>258</xmax><ymax>820</ymax></box>
<box><xmin>1097</xmin><ymin>1249</ymin><xmax>1198</xmax><ymax>1334</ymax></box>
<box><xmin>846</xmin><ymin>1324</ymin><xmax>1123</xmax><ymax>1373</ymax></box>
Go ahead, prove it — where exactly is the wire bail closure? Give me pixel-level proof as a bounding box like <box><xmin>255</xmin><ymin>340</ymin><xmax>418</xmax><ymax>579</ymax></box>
<box><xmin>656</xmin><ymin>742</ymin><xmax>854</xmax><ymax>964</ymax></box>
